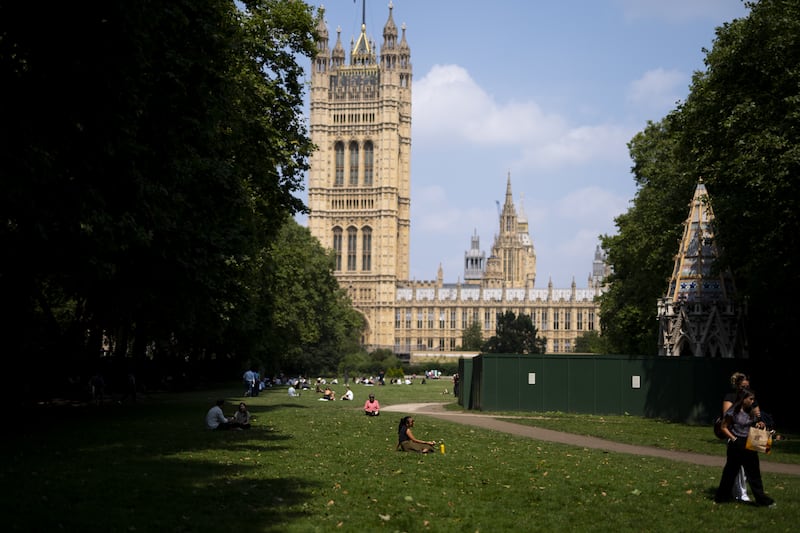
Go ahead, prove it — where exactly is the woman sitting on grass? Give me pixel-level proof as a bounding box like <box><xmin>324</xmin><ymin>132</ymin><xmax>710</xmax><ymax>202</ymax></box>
<box><xmin>232</xmin><ymin>402</ymin><xmax>251</xmax><ymax>429</ymax></box>
<box><xmin>397</xmin><ymin>416</ymin><xmax>436</xmax><ymax>453</ymax></box>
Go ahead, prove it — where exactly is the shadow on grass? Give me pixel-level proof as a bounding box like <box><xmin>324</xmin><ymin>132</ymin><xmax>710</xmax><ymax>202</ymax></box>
<box><xmin>1</xmin><ymin>394</ymin><xmax>322</xmax><ymax>532</ymax></box>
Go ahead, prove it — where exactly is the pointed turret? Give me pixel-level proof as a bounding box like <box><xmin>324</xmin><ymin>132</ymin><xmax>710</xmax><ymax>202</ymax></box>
<box><xmin>383</xmin><ymin>2</ymin><xmax>398</xmax><ymax>49</ymax></box>
<box><xmin>331</xmin><ymin>27</ymin><xmax>345</xmax><ymax>68</ymax></box>
<box><xmin>350</xmin><ymin>0</ymin><xmax>376</xmax><ymax>67</ymax></box>
<box><xmin>487</xmin><ymin>173</ymin><xmax>536</xmax><ymax>288</ymax></box>
<box><xmin>313</xmin><ymin>7</ymin><xmax>330</xmax><ymax>74</ymax></box>
<box><xmin>657</xmin><ymin>180</ymin><xmax>747</xmax><ymax>357</ymax></box>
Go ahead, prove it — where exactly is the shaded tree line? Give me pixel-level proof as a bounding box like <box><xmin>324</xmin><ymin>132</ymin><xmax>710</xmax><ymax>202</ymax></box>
<box><xmin>0</xmin><ymin>1</ymin><xmax>360</xmax><ymax>398</ymax></box>
<box><xmin>600</xmin><ymin>0</ymin><xmax>800</xmax><ymax>360</ymax></box>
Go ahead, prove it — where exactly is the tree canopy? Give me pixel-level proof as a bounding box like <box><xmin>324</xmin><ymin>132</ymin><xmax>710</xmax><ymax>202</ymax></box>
<box><xmin>482</xmin><ymin>311</ymin><xmax>546</xmax><ymax>354</ymax></box>
<box><xmin>0</xmin><ymin>1</ymin><xmax>355</xmax><ymax>394</ymax></box>
<box><xmin>460</xmin><ymin>321</ymin><xmax>484</xmax><ymax>351</ymax></box>
<box><xmin>600</xmin><ymin>0</ymin><xmax>800</xmax><ymax>359</ymax></box>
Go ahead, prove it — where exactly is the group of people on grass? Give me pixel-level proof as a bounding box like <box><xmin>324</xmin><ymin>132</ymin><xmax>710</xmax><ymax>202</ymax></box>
<box><xmin>205</xmin><ymin>399</ymin><xmax>251</xmax><ymax>430</ymax></box>
<box><xmin>211</xmin><ymin>370</ymin><xmax>785</xmax><ymax>490</ymax></box>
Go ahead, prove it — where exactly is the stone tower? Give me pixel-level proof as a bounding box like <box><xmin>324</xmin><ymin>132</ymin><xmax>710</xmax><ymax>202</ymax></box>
<box><xmin>307</xmin><ymin>3</ymin><xmax>412</xmax><ymax>348</ymax></box>
<box><xmin>656</xmin><ymin>180</ymin><xmax>747</xmax><ymax>357</ymax></box>
<box><xmin>485</xmin><ymin>173</ymin><xmax>537</xmax><ymax>289</ymax></box>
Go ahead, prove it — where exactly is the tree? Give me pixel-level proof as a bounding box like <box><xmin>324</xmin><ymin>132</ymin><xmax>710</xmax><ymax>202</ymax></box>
<box><xmin>599</xmin><ymin>119</ymin><xmax>696</xmax><ymax>355</ymax></box>
<box><xmin>0</xmin><ymin>1</ymin><xmax>320</xmax><ymax>392</ymax></box>
<box><xmin>264</xmin><ymin>219</ymin><xmax>363</xmax><ymax>376</ymax></box>
<box><xmin>573</xmin><ymin>331</ymin><xmax>608</xmax><ymax>354</ymax></box>
<box><xmin>460</xmin><ymin>321</ymin><xmax>484</xmax><ymax>351</ymax></box>
<box><xmin>482</xmin><ymin>311</ymin><xmax>545</xmax><ymax>354</ymax></box>
<box><xmin>600</xmin><ymin>0</ymin><xmax>800</xmax><ymax>359</ymax></box>
<box><xmin>674</xmin><ymin>0</ymin><xmax>800</xmax><ymax>359</ymax></box>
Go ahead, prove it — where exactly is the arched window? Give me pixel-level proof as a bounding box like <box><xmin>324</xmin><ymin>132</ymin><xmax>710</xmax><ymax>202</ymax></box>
<box><xmin>332</xmin><ymin>227</ymin><xmax>343</xmax><ymax>271</ymax></box>
<box><xmin>347</xmin><ymin>226</ymin><xmax>358</xmax><ymax>271</ymax></box>
<box><xmin>349</xmin><ymin>141</ymin><xmax>359</xmax><ymax>186</ymax></box>
<box><xmin>334</xmin><ymin>142</ymin><xmax>344</xmax><ymax>186</ymax></box>
<box><xmin>363</xmin><ymin>141</ymin><xmax>374</xmax><ymax>186</ymax></box>
<box><xmin>361</xmin><ymin>226</ymin><xmax>372</xmax><ymax>271</ymax></box>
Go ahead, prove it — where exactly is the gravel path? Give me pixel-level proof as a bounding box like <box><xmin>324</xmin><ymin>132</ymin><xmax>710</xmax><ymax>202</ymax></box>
<box><xmin>382</xmin><ymin>402</ymin><xmax>800</xmax><ymax>476</ymax></box>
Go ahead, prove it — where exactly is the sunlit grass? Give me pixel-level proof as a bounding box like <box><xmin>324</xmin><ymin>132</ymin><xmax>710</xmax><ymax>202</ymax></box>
<box><xmin>2</xmin><ymin>381</ymin><xmax>798</xmax><ymax>532</ymax></box>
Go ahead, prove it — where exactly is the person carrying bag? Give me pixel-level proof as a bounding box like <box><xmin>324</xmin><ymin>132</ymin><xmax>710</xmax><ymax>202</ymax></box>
<box><xmin>714</xmin><ymin>389</ymin><xmax>775</xmax><ymax>507</ymax></box>
<box><xmin>745</xmin><ymin>426</ymin><xmax>773</xmax><ymax>454</ymax></box>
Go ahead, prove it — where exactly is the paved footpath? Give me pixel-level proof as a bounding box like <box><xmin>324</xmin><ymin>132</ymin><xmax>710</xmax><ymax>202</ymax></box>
<box><xmin>382</xmin><ymin>402</ymin><xmax>800</xmax><ymax>476</ymax></box>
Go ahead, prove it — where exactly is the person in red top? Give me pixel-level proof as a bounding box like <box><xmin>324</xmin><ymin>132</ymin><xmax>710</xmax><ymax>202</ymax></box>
<box><xmin>364</xmin><ymin>393</ymin><xmax>380</xmax><ymax>416</ymax></box>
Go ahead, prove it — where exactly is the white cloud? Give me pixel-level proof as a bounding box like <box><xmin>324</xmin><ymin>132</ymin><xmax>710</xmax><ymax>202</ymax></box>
<box><xmin>414</xmin><ymin>65</ymin><xmax>633</xmax><ymax>173</ymax></box>
<box><xmin>514</xmin><ymin>124</ymin><xmax>633</xmax><ymax>170</ymax></box>
<box><xmin>555</xmin><ymin>186</ymin><xmax>630</xmax><ymax>222</ymax></box>
<box><xmin>413</xmin><ymin>64</ymin><xmax>566</xmax><ymax>145</ymax></box>
<box><xmin>556</xmin><ymin>228</ymin><xmax>606</xmax><ymax>261</ymax></box>
<box><xmin>628</xmin><ymin>68</ymin><xmax>686</xmax><ymax>111</ymax></box>
<box><xmin>413</xmin><ymin>184</ymin><xmax>496</xmax><ymax>237</ymax></box>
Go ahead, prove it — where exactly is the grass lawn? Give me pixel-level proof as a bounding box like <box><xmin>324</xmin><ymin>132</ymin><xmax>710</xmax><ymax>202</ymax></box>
<box><xmin>3</xmin><ymin>379</ymin><xmax>798</xmax><ymax>532</ymax></box>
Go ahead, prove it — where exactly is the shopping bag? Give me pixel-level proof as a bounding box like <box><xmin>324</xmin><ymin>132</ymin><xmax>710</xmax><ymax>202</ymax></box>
<box><xmin>745</xmin><ymin>426</ymin><xmax>772</xmax><ymax>454</ymax></box>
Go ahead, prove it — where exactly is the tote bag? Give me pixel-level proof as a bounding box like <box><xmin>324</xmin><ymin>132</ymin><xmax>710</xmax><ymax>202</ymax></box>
<box><xmin>745</xmin><ymin>426</ymin><xmax>773</xmax><ymax>454</ymax></box>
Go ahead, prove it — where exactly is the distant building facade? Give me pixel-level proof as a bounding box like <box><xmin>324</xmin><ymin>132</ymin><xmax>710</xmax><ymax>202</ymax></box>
<box><xmin>308</xmin><ymin>4</ymin><xmax>605</xmax><ymax>355</ymax></box>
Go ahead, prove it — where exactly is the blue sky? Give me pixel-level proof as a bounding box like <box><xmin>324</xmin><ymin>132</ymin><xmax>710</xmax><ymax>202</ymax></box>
<box><xmin>299</xmin><ymin>0</ymin><xmax>750</xmax><ymax>287</ymax></box>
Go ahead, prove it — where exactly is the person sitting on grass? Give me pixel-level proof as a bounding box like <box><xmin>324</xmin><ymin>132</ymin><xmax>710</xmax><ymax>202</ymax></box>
<box><xmin>364</xmin><ymin>393</ymin><xmax>380</xmax><ymax>416</ymax></box>
<box><xmin>341</xmin><ymin>385</ymin><xmax>354</xmax><ymax>401</ymax></box>
<box><xmin>205</xmin><ymin>399</ymin><xmax>234</xmax><ymax>430</ymax></box>
<box><xmin>323</xmin><ymin>386</ymin><xmax>336</xmax><ymax>401</ymax></box>
<box><xmin>232</xmin><ymin>402</ymin><xmax>251</xmax><ymax>429</ymax></box>
<box><xmin>397</xmin><ymin>416</ymin><xmax>436</xmax><ymax>453</ymax></box>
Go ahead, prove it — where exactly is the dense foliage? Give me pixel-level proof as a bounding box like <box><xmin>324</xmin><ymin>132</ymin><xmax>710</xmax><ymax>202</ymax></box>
<box><xmin>573</xmin><ymin>331</ymin><xmax>607</xmax><ymax>354</ymax></box>
<box><xmin>482</xmin><ymin>311</ymin><xmax>546</xmax><ymax>354</ymax></box>
<box><xmin>266</xmin><ymin>220</ymin><xmax>364</xmax><ymax>376</ymax></box>
<box><xmin>0</xmin><ymin>1</ymin><xmax>360</xmax><ymax>395</ymax></box>
<box><xmin>460</xmin><ymin>321</ymin><xmax>484</xmax><ymax>351</ymax></box>
<box><xmin>600</xmin><ymin>0</ymin><xmax>800</xmax><ymax>359</ymax></box>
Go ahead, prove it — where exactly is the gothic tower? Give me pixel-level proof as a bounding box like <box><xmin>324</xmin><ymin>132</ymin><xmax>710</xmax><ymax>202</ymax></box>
<box><xmin>307</xmin><ymin>3</ymin><xmax>412</xmax><ymax>348</ymax></box>
<box><xmin>657</xmin><ymin>180</ymin><xmax>747</xmax><ymax>357</ymax></box>
<box><xmin>485</xmin><ymin>173</ymin><xmax>537</xmax><ymax>289</ymax></box>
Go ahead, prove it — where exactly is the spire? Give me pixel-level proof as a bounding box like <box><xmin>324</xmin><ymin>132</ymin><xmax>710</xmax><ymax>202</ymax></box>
<box><xmin>350</xmin><ymin>0</ymin><xmax>375</xmax><ymax>66</ymax></box>
<box><xmin>503</xmin><ymin>171</ymin><xmax>514</xmax><ymax>211</ymax></box>
<box><xmin>500</xmin><ymin>171</ymin><xmax>517</xmax><ymax>236</ymax></box>
<box><xmin>315</xmin><ymin>6</ymin><xmax>329</xmax><ymax>44</ymax></box>
<box><xmin>383</xmin><ymin>1</ymin><xmax>397</xmax><ymax>49</ymax></box>
<box><xmin>666</xmin><ymin>180</ymin><xmax>733</xmax><ymax>303</ymax></box>
<box><xmin>313</xmin><ymin>7</ymin><xmax>330</xmax><ymax>74</ymax></box>
<box><xmin>331</xmin><ymin>27</ymin><xmax>345</xmax><ymax>68</ymax></box>
<box><xmin>656</xmin><ymin>179</ymin><xmax>746</xmax><ymax>357</ymax></box>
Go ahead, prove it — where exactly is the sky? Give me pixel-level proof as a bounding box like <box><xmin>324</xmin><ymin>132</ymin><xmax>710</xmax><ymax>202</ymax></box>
<box><xmin>298</xmin><ymin>0</ymin><xmax>751</xmax><ymax>288</ymax></box>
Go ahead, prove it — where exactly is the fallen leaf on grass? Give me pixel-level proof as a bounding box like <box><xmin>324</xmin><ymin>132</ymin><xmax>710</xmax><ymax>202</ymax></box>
<box><xmin>379</xmin><ymin>514</ymin><xmax>391</xmax><ymax>521</ymax></box>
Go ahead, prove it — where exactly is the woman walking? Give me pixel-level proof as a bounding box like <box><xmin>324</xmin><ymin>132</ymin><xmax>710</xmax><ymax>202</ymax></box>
<box><xmin>715</xmin><ymin>389</ymin><xmax>775</xmax><ymax>507</ymax></box>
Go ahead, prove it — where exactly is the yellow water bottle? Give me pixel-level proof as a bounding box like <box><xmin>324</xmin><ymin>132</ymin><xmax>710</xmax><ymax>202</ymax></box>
<box><xmin>440</xmin><ymin>442</ymin><xmax>445</xmax><ymax>454</ymax></box>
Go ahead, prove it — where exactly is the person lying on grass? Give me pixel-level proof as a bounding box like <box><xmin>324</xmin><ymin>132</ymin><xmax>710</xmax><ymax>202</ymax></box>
<box><xmin>397</xmin><ymin>416</ymin><xmax>436</xmax><ymax>453</ymax></box>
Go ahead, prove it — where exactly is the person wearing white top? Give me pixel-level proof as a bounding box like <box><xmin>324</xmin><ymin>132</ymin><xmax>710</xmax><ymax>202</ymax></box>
<box><xmin>205</xmin><ymin>399</ymin><xmax>233</xmax><ymax>430</ymax></box>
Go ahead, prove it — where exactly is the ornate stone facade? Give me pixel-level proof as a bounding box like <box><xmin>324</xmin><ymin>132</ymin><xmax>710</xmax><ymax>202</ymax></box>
<box><xmin>308</xmin><ymin>4</ymin><xmax>604</xmax><ymax>355</ymax></box>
